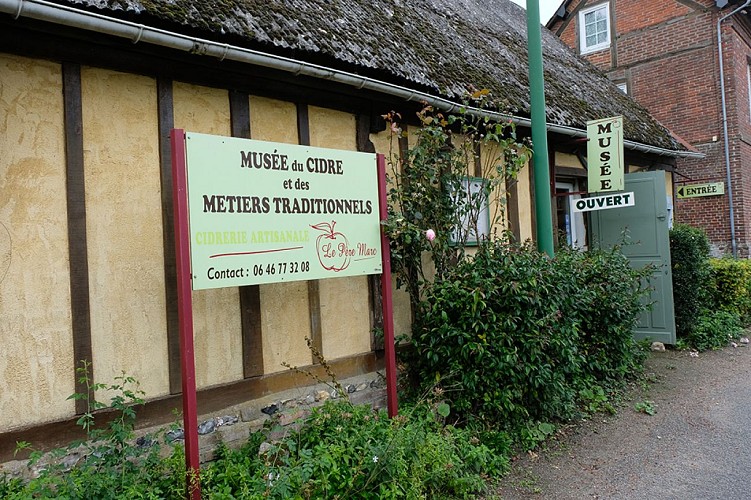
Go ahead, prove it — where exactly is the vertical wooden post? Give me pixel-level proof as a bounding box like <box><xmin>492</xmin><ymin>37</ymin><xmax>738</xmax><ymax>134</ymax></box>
<box><xmin>62</xmin><ymin>62</ymin><xmax>94</xmax><ymax>413</ymax></box>
<box><xmin>170</xmin><ymin>129</ymin><xmax>201</xmax><ymax>499</ymax></box>
<box><xmin>377</xmin><ymin>153</ymin><xmax>398</xmax><ymax>417</ymax></box>
<box><xmin>229</xmin><ymin>90</ymin><xmax>264</xmax><ymax>378</ymax></box>
<box><xmin>156</xmin><ymin>77</ymin><xmax>183</xmax><ymax>395</ymax></box>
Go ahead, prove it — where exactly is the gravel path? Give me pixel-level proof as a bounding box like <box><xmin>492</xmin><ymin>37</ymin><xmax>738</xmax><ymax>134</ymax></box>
<box><xmin>494</xmin><ymin>344</ymin><xmax>751</xmax><ymax>499</ymax></box>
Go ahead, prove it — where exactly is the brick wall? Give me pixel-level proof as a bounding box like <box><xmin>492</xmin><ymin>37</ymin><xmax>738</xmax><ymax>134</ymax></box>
<box><xmin>616</xmin><ymin>13</ymin><xmax>715</xmax><ymax>69</ymax></box>
<box><xmin>629</xmin><ymin>47</ymin><xmax>720</xmax><ymax>144</ymax></box>
<box><xmin>614</xmin><ymin>0</ymin><xmax>693</xmax><ymax>33</ymax></box>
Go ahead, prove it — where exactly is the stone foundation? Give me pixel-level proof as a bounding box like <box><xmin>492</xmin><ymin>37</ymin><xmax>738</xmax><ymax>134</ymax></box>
<box><xmin>0</xmin><ymin>371</ymin><xmax>387</xmax><ymax>479</ymax></box>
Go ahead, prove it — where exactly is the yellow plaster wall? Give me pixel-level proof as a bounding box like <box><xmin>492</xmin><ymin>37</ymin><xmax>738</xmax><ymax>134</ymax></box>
<box><xmin>249</xmin><ymin>96</ymin><xmax>312</xmax><ymax>373</ymax></box>
<box><xmin>309</xmin><ymin>106</ymin><xmax>372</xmax><ymax>359</ymax></box>
<box><xmin>370</xmin><ymin>129</ymin><xmax>413</xmax><ymax>339</ymax></box>
<box><xmin>81</xmin><ymin>68</ymin><xmax>170</xmax><ymax>400</ymax></box>
<box><xmin>481</xmin><ymin>143</ymin><xmax>510</xmax><ymax>237</ymax></box>
<box><xmin>516</xmin><ymin>164</ymin><xmax>534</xmax><ymax>242</ymax></box>
<box><xmin>555</xmin><ymin>152</ymin><xmax>585</xmax><ymax>169</ymax></box>
<box><xmin>173</xmin><ymin>82</ymin><xmax>244</xmax><ymax>388</ymax></box>
<box><xmin>0</xmin><ymin>54</ymin><xmax>74</xmax><ymax>430</ymax></box>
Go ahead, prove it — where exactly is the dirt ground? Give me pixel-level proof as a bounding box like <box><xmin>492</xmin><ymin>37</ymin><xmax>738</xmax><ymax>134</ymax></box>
<box><xmin>493</xmin><ymin>343</ymin><xmax>751</xmax><ymax>499</ymax></box>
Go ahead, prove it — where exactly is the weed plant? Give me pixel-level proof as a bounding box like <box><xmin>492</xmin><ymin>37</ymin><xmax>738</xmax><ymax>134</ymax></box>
<box><xmin>3</xmin><ymin>367</ymin><xmax>508</xmax><ymax>499</ymax></box>
<box><xmin>2</xmin><ymin>361</ymin><xmax>186</xmax><ymax>499</ymax></box>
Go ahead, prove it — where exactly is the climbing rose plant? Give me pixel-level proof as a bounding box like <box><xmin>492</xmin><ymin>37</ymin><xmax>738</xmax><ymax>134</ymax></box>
<box><xmin>382</xmin><ymin>95</ymin><xmax>531</xmax><ymax>311</ymax></box>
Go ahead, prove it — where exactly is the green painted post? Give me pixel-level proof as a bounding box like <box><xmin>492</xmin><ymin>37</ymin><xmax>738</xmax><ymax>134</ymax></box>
<box><xmin>526</xmin><ymin>0</ymin><xmax>555</xmax><ymax>257</ymax></box>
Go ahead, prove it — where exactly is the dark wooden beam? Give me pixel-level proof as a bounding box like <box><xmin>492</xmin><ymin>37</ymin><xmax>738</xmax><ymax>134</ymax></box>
<box><xmin>473</xmin><ymin>142</ymin><xmax>483</xmax><ymax>178</ymax></box>
<box><xmin>295</xmin><ymin>103</ymin><xmax>323</xmax><ymax>361</ymax></box>
<box><xmin>156</xmin><ymin>77</ymin><xmax>182</xmax><ymax>395</ymax></box>
<box><xmin>555</xmin><ymin>166</ymin><xmax>588</xmax><ymax>178</ymax></box>
<box><xmin>357</xmin><ymin>114</ymin><xmax>383</xmax><ymax>350</ymax></box>
<box><xmin>62</xmin><ymin>62</ymin><xmax>93</xmax><ymax>414</ymax></box>
<box><xmin>506</xmin><ymin>176</ymin><xmax>522</xmax><ymax>243</ymax></box>
<box><xmin>229</xmin><ymin>90</ymin><xmax>265</xmax><ymax>379</ymax></box>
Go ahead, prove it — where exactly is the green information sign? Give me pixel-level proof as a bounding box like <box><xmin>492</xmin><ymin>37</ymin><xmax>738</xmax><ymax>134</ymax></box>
<box><xmin>676</xmin><ymin>182</ymin><xmax>725</xmax><ymax>199</ymax></box>
<box><xmin>185</xmin><ymin>132</ymin><xmax>382</xmax><ymax>290</ymax></box>
<box><xmin>587</xmin><ymin>116</ymin><xmax>624</xmax><ymax>193</ymax></box>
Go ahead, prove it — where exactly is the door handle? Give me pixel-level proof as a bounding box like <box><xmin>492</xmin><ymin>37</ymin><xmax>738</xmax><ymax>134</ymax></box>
<box><xmin>657</xmin><ymin>214</ymin><xmax>666</xmax><ymax>221</ymax></box>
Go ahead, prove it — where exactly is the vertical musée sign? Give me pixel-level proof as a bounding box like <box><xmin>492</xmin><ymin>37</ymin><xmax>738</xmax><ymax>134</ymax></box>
<box><xmin>587</xmin><ymin>116</ymin><xmax>624</xmax><ymax>193</ymax></box>
<box><xmin>170</xmin><ymin>130</ymin><xmax>397</xmax><ymax>498</ymax></box>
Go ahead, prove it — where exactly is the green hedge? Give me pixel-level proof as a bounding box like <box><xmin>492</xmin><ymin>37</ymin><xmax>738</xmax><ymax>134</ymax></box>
<box><xmin>669</xmin><ymin>224</ymin><xmax>711</xmax><ymax>338</ymax></box>
<box><xmin>407</xmin><ymin>242</ymin><xmax>650</xmax><ymax>430</ymax></box>
<box><xmin>708</xmin><ymin>258</ymin><xmax>751</xmax><ymax>323</ymax></box>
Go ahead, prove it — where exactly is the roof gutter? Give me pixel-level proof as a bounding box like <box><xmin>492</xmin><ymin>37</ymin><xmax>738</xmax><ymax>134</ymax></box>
<box><xmin>1</xmin><ymin>0</ymin><xmax>703</xmax><ymax>160</ymax></box>
<box><xmin>717</xmin><ymin>0</ymin><xmax>749</xmax><ymax>258</ymax></box>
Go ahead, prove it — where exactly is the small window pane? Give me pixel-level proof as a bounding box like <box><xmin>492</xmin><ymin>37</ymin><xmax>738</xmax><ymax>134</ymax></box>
<box><xmin>580</xmin><ymin>5</ymin><xmax>610</xmax><ymax>51</ymax></box>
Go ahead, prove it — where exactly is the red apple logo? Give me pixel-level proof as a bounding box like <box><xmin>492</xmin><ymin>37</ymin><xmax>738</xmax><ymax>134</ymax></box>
<box><xmin>311</xmin><ymin>221</ymin><xmax>352</xmax><ymax>272</ymax></box>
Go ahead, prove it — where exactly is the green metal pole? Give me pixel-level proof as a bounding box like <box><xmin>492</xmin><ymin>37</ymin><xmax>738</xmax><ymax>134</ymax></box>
<box><xmin>526</xmin><ymin>0</ymin><xmax>555</xmax><ymax>257</ymax></box>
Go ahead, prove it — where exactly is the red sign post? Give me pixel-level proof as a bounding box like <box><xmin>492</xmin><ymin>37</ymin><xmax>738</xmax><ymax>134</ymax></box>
<box><xmin>377</xmin><ymin>153</ymin><xmax>398</xmax><ymax>417</ymax></box>
<box><xmin>170</xmin><ymin>129</ymin><xmax>201</xmax><ymax>499</ymax></box>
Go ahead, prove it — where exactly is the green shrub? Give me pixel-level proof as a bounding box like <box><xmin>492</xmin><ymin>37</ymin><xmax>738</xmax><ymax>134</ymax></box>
<box><xmin>556</xmin><ymin>246</ymin><xmax>650</xmax><ymax>383</ymax></box>
<box><xmin>408</xmin><ymin>241</ymin><xmax>650</xmax><ymax>431</ymax></box>
<box><xmin>6</xmin><ymin>396</ymin><xmax>507</xmax><ymax>499</ymax></box>
<box><xmin>679</xmin><ymin>310</ymin><xmax>742</xmax><ymax>351</ymax></box>
<box><xmin>2</xmin><ymin>364</ymin><xmax>187</xmax><ymax>499</ymax></box>
<box><xmin>708</xmin><ymin>258</ymin><xmax>751</xmax><ymax>323</ymax></box>
<box><xmin>200</xmin><ymin>399</ymin><xmax>507</xmax><ymax>499</ymax></box>
<box><xmin>670</xmin><ymin>224</ymin><xmax>711</xmax><ymax>338</ymax></box>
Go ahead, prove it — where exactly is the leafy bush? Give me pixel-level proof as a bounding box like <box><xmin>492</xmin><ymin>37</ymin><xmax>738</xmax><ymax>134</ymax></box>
<box><xmin>407</xmin><ymin>241</ymin><xmax>650</xmax><ymax>431</ymax></box>
<box><xmin>678</xmin><ymin>310</ymin><xmax>741</xmax><ymax>351</ymax></box>
<box><xmin>201</xmin><ymin>397</ymin><xmax>508</xmax><ymax>499</ymax></box>
<box><xmin>669</xmin><ymin>224</ymin><xmax>711</xmax><ymax>338</ymax></box>
<box><xmin>1</xmin><ymin>363</ymin><xmax>187</xmax><ymax>499</ymax></box>
<box><xmin>556</xmin><ymin>246</ymin><xmax>651</xmax><ymax>383</ymax></box>
<box><xmin>708</xmin><ymin>258</ymin><xmax>751</xmax><ymax>323</ymax></box>
<box><xmin>4</xmin><ymin>394</ymin><xmax>507</xmax><ymax>499</ymax></box>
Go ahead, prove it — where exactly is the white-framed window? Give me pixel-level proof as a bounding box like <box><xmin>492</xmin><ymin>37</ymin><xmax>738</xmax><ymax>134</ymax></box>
<box><xmin>579</xmin><ymin>3</ymin><xmax>611</xmax><ymax>54</ymax></box>
<box><xmin>616</xmin><ymin>81</ymin><xmax>628</xmax><ymax>94</ymax></box>
<box><xmin>450</xmin><ymin>177</ymin><xmax>490</xmax><ymax>246</ymax></box>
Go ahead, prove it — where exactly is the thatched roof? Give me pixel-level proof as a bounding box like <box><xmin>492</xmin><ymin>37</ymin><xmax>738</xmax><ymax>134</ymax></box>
<box><xmin>47</xmin><ymin>0</ymin><xmax>687</xmax><ymax>151</ymax></box>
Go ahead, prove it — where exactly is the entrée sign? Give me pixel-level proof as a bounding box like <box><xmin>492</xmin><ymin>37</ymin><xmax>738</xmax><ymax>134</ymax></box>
<box><xmin>185</xmin><ymin>132</ymin><xmax>382</xmax><ymax>290</ymax></box>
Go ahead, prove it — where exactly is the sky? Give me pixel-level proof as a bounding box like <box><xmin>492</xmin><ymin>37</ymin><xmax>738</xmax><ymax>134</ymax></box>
<box><xmin>509</xmin><ymin>0</ymin><xmax>562</xmax><ymax>25</ymax></box>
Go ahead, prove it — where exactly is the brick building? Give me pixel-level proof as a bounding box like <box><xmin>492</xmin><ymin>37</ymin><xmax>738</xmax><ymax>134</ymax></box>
<box><xmin>549</xmin><ymin>0</ymin><xmax>751</xmax><ymax>256</ymax></box>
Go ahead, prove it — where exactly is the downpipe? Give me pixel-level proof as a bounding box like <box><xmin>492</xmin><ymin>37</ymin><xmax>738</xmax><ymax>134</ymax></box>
<box><xmin>717</xmin><ymin>0</ymin><xmax>750</xmax><ymax>257</ymax></box>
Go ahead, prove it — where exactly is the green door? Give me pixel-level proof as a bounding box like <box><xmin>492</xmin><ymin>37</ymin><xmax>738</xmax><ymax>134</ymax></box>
<box><xmin>589</xmin><ymin>171</ymin><xmax>676</xmax><ymax>344</ymax></box>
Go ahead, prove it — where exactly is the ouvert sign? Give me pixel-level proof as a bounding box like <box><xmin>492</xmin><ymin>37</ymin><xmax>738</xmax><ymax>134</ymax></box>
<box><xmin>572</xmin><ymin>191</ymin><xmax>635</xmax><ymax>213</ymax></box>
<box><xmin>185</xmin><ymin>132</ymin><xmax>382</xmax><ymax>290</ymax></box>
